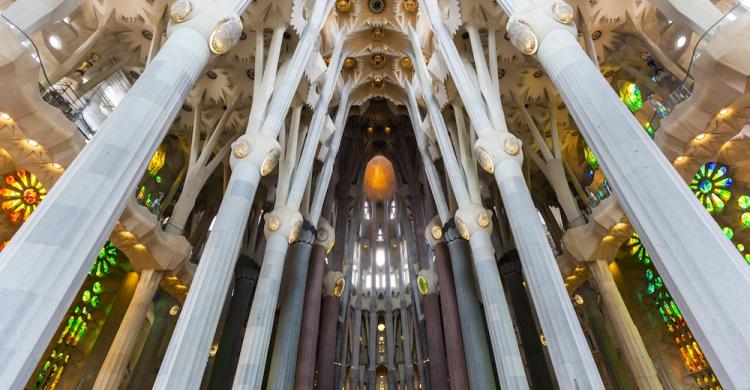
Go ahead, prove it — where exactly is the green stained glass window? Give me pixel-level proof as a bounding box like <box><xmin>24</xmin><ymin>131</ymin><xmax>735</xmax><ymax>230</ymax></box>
<box><xmin>742</xmin><ymin>213</ymin><xmax>750</xmax><ymax>228</ymax></box>
<box><xmin>584</xmin><ymin>146</ymin><xmax>599</xmax><ymax>170</ymax></box>
<box><xmin>689</xmin><ymin>162</ymin><xmax>733</xmax><ymax>214</ymax></box>
<box><xmin>738</xmin><ymin>195</ymin><xmax>750</xmax><ymax>210</ymax></box>
<box><xmin>643</xmin><ymin>122</ymin><xmax>656</xmax><ymax>138</ymax></box>
<box><xmin>92</xmin><ymin>281</ymin><xmax>103</xmax><ymax>294</ymax></box>
<box><xmin>619</xmin><ymin>82</ymin><xmax>643</xmax><ymax>112</ymax></box>
<box><xmin>723</xmin><ymin>227</ymin><xmax>734</xmax><ymax>240</ymax></box>
<box><xmin>90</xmin><ymin>241</ymin><xmax>119</xmax><ymax>277</ymax></box>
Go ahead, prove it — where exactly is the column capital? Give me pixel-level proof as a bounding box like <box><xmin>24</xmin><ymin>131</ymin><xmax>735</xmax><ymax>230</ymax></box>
<box><xmin>322</xmin><ymin>270</ymin><xmax>346</xmax><ymax>298</ymax></box>
<box><xmin>416</xmin><ymin>268</ymin><xmax>439</xmax><ymax>296</ymax></box>
<box><xmin>454</xmin><ymin>203</ymin><xmax>493</xmax><ymax>241</ymax></box>
<box><xmin>315</xmin><ymin>218</ymin><xmax>335</xmax><ymax>250</ymax></box>
<box><xmin>506</xmin><ymin>0</ymin><xmax>576</xmax><ymax>56</ymax></box>
<box><xmin>167</xmin><ymin>0</ymin><xmax>243</xmax><ymax>55</ymax></box>
<box><xmin>263</xmin><ymin>206</ymin><xmax>304</xmax><ymax>243</ymax></box>
<box><xmin>474</xmin><ymin>132</ymin><xmax>523</xmax><ymax>175</ymax></box>
<box><xmin>424</xmin><ymin>216</ymin><xmax>445</xmax><ymax>248</ymax></box>
<box><xmin>230</xmin><ymin>132</ymin><xmax>282</xmax><ymax>174</ymax></box>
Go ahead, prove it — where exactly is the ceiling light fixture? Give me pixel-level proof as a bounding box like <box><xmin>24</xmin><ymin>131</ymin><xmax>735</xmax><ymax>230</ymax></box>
<box><xmin>676</xmin><ymin>36</ymin><xmax>687</xmax><ymax>48</ymax></box>
<box><xmin>48</xmin><ymin>35</ymin><xmax>62</xmax><ymax>50</ymax></box>
<box><xmin>26</xmin><ymin>139</ymin><xmax>39</xmax><ymax>148</ymax></box>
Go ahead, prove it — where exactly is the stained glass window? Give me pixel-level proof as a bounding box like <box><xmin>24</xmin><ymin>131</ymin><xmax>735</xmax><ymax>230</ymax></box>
<box><xmin>147</xmin><ymin>145</ymin><xmax>166</xmax><ymax>176</ymax></box>
<box><xmin>626</xmin><ymin>235</ymin><xmax>718</xmax><ymax>387</ymax></box>
<box><xmin>0</xmin><ymin>169</ymin><xmax>47</xmax><ymax>223</ymax></box>
<box><xmin>90</xmin><ymin>241</ymin><xmax>118</xmax><ymax>277</ymax></box>
<box><xmin>689</xmin><ymin>162</ymin><xmax>733</xmax><ymax>214</ymax></box>
<box><xmin>619</xmin><ymin>81</ymin><xmax>643</xmax><ymax>112</ymax></box>
<box><xmin>626</xmin><ymin>233</ymin><xmax>651</xmax><ymax>265</ymax></box>
<box><xmin>584</xmin><ymin>146</ymin><xmax>599</xmax><ymax>170</ymax></box>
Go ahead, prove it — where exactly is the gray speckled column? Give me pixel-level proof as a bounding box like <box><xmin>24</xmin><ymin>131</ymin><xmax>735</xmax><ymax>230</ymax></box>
<box><xmin>266</xmin><ymin>226</ymin><xmax>315</xmax><ymax>389</ymax></box>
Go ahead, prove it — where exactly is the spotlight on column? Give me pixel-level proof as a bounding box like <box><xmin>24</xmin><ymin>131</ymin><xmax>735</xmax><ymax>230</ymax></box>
<box><xmin>676</xmin><ymin>36</ymin><xmax>687</xmax><ymax>48</ymax></box>
<box><xmin>572</xmin><ymin>294</ymin><xmax>584</xmax><ymax>306</ymax></box>
<box><xmin>170</xmin><ymin>0</ymin><xmax>193</xmax><ymax>23</ymax></box>
<box><xmin>430</xmin><ymin>225</ymin><xmax>443</xmax><ymax>240</ymax></box>
<box><xmin>552</xmin><ymin>2</ymin><xmax>575</xmax><ymax>24</ymax></box>
<box><xmin>377</xmin><ymin>323</ymin><xmax>385</xmax><ymax>332</ymax></box>
<box><xmin>209</xmin><ymin>17</ymin><xmax>242</xmax><ymax>55</ymax></box>
<box><xmin>266</xmin><ymin>215</ymin><xmax>281</xmax><ymax>232</ymax></box>
<box><xmin>455</xmin><ymin>218</ymin><xmax>470</xmax><ymax>240</ymax></box>
<box><xmin>260</xmin><ymin>148</ymin><xmax>281</xmax><ymax>176</ymax></box>
<box><xmin>507</xmin><ymin>19</ymin><xmax>539</xmax><ymax>55</ymax></box>
<box><xmin>474</xmin><ymin>146</ymin><xmax>495</xmax><ymax>173</ymax></box>
<box><xmin>476</xmin><ymin>212</ymin><xmax>491</xmax><ymax>228</ymax></box>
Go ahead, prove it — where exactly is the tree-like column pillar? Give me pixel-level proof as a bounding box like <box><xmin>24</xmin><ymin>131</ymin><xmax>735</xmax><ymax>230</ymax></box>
<box><xmin>425</xmin><ymin>219</ymin><xmax>470</xmax><ymax>390</ymax></box>
<box><xmin>503</xmin><ymin>0</ymin><xmax>750</xmax><ymax>385</ymax></box>
<box><xmin>93</xmin><ymin>269</ymin><xmax>163</xmax><ymax>390</ymax></box>
<box><xmin>589</xmin><ymin>259</ymin><xmax>662</xmax><ymax>388</ymax></box>
<box><xmin>0</xmin><ymin>2</ymin><xmax>244</xmax><ymax>386</ymax></box>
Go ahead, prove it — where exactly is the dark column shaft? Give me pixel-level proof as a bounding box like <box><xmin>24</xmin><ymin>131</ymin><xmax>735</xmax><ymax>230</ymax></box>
<box><xmin>499</xmin><ymin>251</ymin><xmax>555</xmax><ymax>389</ymax></box>
<box><xmin>126</xmin><ymin>294</ymin><xmax>177</xmax><ymax>390</ymax></box>
<box><xmin>208</xmin><ymin>256</ymin><xmax>258</xmax><ymax>389</ymax></box>
<box><xmin>579</xmin><ymin>283</ymin><xmax>633</xmax><ymax>390</ymax></box>
<box><xmin>293</xmin><ymin>244</ymin><xmax>328</xmax><ymax>388</ymax></box>
<box><xmin>315</xmin><ymin>294</ymin><xmax>339</xmax><ymax>389</ymax></box>
<box><xmin>421</xmin><ymin>292</ymin><xmax>450</xmax><ymax>390</ymax></box>
<box><xmin>433</xmin><ymin>241</ymin><xmax>470</xmax><ymax>390</ymax></box>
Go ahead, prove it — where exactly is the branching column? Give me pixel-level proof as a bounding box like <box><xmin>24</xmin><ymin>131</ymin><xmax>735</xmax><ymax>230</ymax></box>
<box><xmin>0</xmin><ymin>1</ymin><xmax>245</xmax><ymax>386</ymax></box>
<box><xmin>501</xmin><ymin>0</ymin><xmax>750</xmax><ymax>385</ymax></box>
<box><xmin>93</xmin><ymin>269</ymin><xmax>163</xmax><ymax>389</ymax></box>
<box><xmin>589</xmin><ymin>259</ymin><xmax>662</xmax><ymax>388</ymax></box>
<box><xmin>418</xmin><ymin>0</ymin><xmax>602</xmax><ymax>386</ymax></box>
<box><xmin>155</xmin><ymin>1</ymin><xmax>335</xmax><ymax>387</ymax></box>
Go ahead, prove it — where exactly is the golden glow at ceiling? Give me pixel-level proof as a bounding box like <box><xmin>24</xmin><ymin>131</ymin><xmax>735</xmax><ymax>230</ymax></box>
<box><xmin>364</xmin><ymin>156</ymin><xmax>396</xmax><ymax>202</ymax></box>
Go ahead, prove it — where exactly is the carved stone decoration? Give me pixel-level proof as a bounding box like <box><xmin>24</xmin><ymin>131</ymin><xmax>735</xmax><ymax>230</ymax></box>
<box><xmin>369</xmin><ymin>0</ymin><xmax>386</xmax><ymax>13</ymax></box>
<box><xmin>370</xmin><ymin>27</ymin><xmax>385</xmax><ymax>41</ymax></box>
<box><xmin>370</xmin><ymin>53</ymin><xmax>386</xmax><ymax>69</ymax></box>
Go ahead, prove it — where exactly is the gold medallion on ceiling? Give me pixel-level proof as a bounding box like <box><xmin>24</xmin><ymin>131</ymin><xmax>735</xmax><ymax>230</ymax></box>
<box><xmin>372</xmin><ymin>77</ymin><xmax>385</xmax><ymax>89</ymax></box>
<box><xmin>371</xmin><ymin>27</ymin><xmax>385</xmax><ymax>41</ymax></box>
<box><xmin>343</xmin><ymin>57</ymin><xmax>357</xmax><ymax>68</ymax></box>
<box><xmin>400</xmin><ymin>57</ymin><xmax>413</xmax><ymax>70</ymax></box>
<box><xmin>336</xmin><ymin>0</ymin><xmax>353</xmax><ymax>12</ymax></box>
<box><xmin>370</xmin><ymin>53</ymin><xmax>386</xmax><ymax>69</ymax></box>
<box><xmin>369</xmin><ymin>0</ymin><xmax>386</xmax><ymax>13</ymax></box>
<box><xmin>403</xmin><ymin>0</ymin><xmax>418</xmax><ymax>12</ymax></box>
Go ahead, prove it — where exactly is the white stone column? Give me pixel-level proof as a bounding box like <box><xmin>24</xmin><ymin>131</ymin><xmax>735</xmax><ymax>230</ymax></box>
<box><xmin>490</xmin><ymin>156</ymin><xmax>604</xmax><ymax>388</ymax></box>
<box><xmin>416</xmin><ymin>1</ymin><xmax>602</xmax><ymax>386</ymax></box>
<box><xmin>589</xmin><ymin>259</ymin><xmax>662</xmax><ymax>389</ymax></box>
<box><xmin>502</xmin><ymin>1</ymin><xmax>750</xmax><ymax>385</ymax></box>
<box><xmin>0</xmin><ymin>2</ymin><xmax>243</xmax><ymax>386</ymax></box>
<box><xmin>155</xmin><ymin>1</ymin><xmax>334</xmax><ymax>387</ymax></box>
<box><xmin>93</xmin><ymin>269</ymin><xmax>163</xmax><ymax>390</ymax></box>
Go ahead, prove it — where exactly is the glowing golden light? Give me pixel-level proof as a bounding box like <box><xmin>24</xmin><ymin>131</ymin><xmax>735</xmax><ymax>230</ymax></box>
<box><xmin>148</xmin><ymin>145</ymin><xmax>166</xmax><ymax>176</ymax></box>
<box><xmin>363</xmin><ymin>156</ymin><xmax>396</xmax><ymax>201</ymax></box>
<box><xmin>694</xmin><ymin>133</ymin><xmax>707</xmax><ymax>141</ymax></box>
<box><xmin>0</xmin><ymin>112</ymin><xmax>10</xmax><ymax>121</ymax></box>
<box><xmin>26</xmin><ymin>139</ymin><xmax>39</xmax><ymax>148</ymax></box>
<box><xmin>50</xmin><ymin>162</ymin><xmax>63</xmax><ymax>170</ymax></box>
<box><xmin>718</xmin><ymin>107</ymin><xmax>731</xmax><ymax>117</ymax></box>
<box><xmin>675</xmin><ymin>156</ymin><xmax>687</xmax><ymax>163</ymax></box>
<box><xmin>377</xmin><ymin>323</ymin><xmax>385</xmax><ymax>332</ymax></box>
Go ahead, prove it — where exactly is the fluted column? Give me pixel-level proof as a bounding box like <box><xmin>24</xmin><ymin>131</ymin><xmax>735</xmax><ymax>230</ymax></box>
<box><xmin>443</xmin><ymin>229</ymin><xmax>496</xmax><ymax>389</ymax></box>
<box><xmin>293</xmin><ymin>235</ymin><xmax>330</xmax><ymax>388</ymax></box>
<box><xmin>578</xmin><ymin>283</ymin><xmax>633</xmax><ymax>389</ymax></box>
<box><xmin>425</xmin><ymin>222</ymin><xmax>470</xmax><ymax>390</ymax></box>
<box><xmin>0</xmin><ymin>3</ymin><xmax>243</xmax><ymax>384</ymax></box>
<box><xmin>589</xmin><ymin>259</ymin><xmax>662</xmax><ymax>388</ymax></box>
<box><xmin>266</xmin><ymin>226</ymin><xmax>315</xmax><ymax>389</ymax></box>
<box><xmin>502</xmin><ymin>1</ymin><xmax>750</xmax><ymax>385</ymax></box>
<box><xmin>93</xmin><ymin>269</ymin><xmax>163</xmax><ymax>389</ymax></box>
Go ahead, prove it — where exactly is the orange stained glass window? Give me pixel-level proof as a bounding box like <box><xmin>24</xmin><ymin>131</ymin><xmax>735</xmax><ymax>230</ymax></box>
<box><xmin>1</xmin><ymin>169</ymin><xmax>47</xmax><ymax>223</ymax></box>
